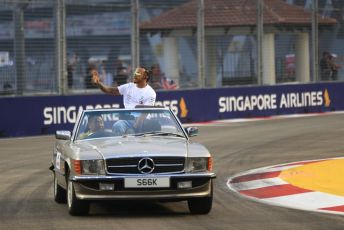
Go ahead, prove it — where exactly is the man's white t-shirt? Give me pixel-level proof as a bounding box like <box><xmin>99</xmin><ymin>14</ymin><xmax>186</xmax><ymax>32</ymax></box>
<box><xmin>118</xmin><ymin>83</ymin><xmax>156</xmax><ymax>109</ymax></box>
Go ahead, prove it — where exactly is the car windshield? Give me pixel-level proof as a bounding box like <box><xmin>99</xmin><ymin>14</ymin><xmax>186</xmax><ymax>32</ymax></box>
<box><xmin>75</xmin><ymin>109</ymin><xmax>185</xmax><ymax>140</ymax></box>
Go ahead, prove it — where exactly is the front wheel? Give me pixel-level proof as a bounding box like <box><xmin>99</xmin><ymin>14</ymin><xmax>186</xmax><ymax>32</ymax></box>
<box><xmin>67</xmin><ymin>179</ymin><xmax>89</xmax><ymax>216</ymax></box>
<box><xmin>187</xmin><ymin>181</ymin><xmax>213</xmax><ymax>214</ymax></box>
<box><xmin>53</xmin><ymin>172</ymin><xmax>66</xmax><ymax>203</ymax></box>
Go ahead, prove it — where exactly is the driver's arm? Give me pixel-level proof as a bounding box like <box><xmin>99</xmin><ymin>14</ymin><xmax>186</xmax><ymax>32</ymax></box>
<box><xmin>92</xmin><ymin>70</ymin><xmax>120</xmax><ymax>96</ymax></box>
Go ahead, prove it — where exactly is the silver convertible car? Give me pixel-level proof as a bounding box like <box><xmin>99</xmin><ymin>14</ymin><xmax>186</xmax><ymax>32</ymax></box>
<box><xmin>51</xmin><ymin>107</ymin><xmax>216</xmax><ymax>215</ymax></box>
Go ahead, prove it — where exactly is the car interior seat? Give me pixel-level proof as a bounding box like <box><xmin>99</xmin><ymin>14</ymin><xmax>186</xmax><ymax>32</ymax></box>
<box><xmin>141</xmin><ymin>119</ymin><xmax>161</xmax><ymax>133</ymax></box>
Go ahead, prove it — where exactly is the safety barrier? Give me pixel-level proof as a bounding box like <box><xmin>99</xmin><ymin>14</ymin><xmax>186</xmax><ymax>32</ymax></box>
<box><xmin>0</xmin><ymin>82</ymin><xmax>343</xmax><ymax>137</ymax></box>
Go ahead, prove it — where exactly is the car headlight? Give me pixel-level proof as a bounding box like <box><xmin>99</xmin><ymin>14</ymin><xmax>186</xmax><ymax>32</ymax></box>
<box><xmin>186</xmin><ymin>157</ymin><xmax>212</xmax><ymax>173</ymax></box>
<box><xmin>82</xmin><ymin>160</ymin><xmax>105</xmax><ymax>175</ymax></box>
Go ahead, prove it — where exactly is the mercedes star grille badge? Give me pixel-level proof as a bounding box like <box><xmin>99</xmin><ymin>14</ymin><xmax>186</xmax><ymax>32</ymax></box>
<box><xmin>138</xmin><ymin>157</ymin><xmax>155</xmax><ymax>174</ymax></box>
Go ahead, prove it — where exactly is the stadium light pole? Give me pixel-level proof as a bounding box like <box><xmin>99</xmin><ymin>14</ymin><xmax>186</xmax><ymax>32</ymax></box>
<box><xmin>131</xmin><ymin>0</ymin><xmax>140</xmax><ymax>69</ymax></box>
<box><xmin>311</xmin><ymin>0</ymin><xmax>319</xmax><ymax>82</ymax></box>
<box><xmin>197</xmin><ymin>0</ymin><xmax>205</xmax><ymax>88</ymax></box>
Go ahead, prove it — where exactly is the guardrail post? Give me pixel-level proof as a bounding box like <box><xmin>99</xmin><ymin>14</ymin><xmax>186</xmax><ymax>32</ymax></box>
<box><xmin>13</xmin><ymin>3</ymin><xmax>26</xmax><ymax>95</ymax></box>
<box><xmin>55</xmin><ymin>0</ymin><xmax>67</xmax><ymax>95</ymax></box>
<box><xmin>131</xmin><ymin>0</ymin><xmax>140</xmax><ymax>69</ymax></box>
<box><xmin>311</xmin><ymin>0</ymin><xmax>319</xmax><ymax>82</ymax></box>
<box><xmin>257</xmin><ymin>0</ymin><xmax>264</xmax><ymax>85</ymax></box>
<box><xmin>197</xmin><ymin>0</ymin><xmax>205</xmax><ymax>88</ymax></box>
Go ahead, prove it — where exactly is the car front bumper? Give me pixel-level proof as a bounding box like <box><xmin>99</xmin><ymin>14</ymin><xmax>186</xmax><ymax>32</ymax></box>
<box><xmin>70</xmin><ymin>172</ymin><xmax>216</xmax><ymax>200</ymax></box>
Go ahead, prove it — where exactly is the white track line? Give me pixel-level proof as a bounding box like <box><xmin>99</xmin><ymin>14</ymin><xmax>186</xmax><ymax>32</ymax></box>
<box><xmin>185</xmin><ymin>110</ymin><xmax>344</xmax><ymax>126</ymax></box>
<box><xmin>263</xmin><ymin>192</ymin><xmax>344</xmax><ymax>210</ymax></box>
<box><xmin>230</xmin><ymin>177</ymin><xmax>288</xmax><ymax>191</ymax></box>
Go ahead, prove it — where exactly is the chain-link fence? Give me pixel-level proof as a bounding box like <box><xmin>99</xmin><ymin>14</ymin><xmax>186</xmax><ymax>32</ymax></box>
<box><xmin>0</xmin><ymin>0</ymin><xmax>343</xmax><ymax>96</ymax></box>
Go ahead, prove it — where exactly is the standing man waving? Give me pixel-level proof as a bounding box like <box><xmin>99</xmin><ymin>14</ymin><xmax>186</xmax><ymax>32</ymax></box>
<box><xmin>92</xmin><ymin>66</ymin><xmax>156</xmax><ymax>108</ymax></box>
<box><xmin>92</xmin><ymin>67</ymin><xmax>157</xmax><ymax>135</ymax></box>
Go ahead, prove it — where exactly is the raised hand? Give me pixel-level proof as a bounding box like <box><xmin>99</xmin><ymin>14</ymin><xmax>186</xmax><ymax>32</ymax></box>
<box><xmin>91</xmin><ymin>70</ymin><xmax>100</xmax><ymax>85</ymax></box>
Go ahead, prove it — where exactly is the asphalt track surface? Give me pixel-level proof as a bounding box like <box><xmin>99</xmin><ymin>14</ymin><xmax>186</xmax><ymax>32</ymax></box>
<box><xmin>1</xmin><ymin>113</ymin><xmax>344</xmax><ymax>230</ymax></box>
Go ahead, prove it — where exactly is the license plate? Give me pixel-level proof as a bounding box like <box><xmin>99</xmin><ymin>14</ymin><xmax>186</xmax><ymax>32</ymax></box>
<box><xmin>124</xmin><ymin>177</ymin><xmax>170</xmax><ymax>188</ymax></box>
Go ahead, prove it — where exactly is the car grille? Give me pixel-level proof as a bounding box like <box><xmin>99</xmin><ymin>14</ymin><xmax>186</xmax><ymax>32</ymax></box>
<box><xmin>106</xmin><ymin>157</ymin><xmax>185</xmax><ymax>174</ymax></box>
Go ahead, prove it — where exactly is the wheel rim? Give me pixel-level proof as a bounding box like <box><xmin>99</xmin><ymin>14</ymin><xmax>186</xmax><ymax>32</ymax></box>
<box><xmin>67</xmin><ymin>181</ymin><xmax>72</xmax><ymax>208</ymax></box>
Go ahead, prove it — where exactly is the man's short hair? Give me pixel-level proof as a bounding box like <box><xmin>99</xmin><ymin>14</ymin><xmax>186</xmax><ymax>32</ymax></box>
<box><xmin>140</xmin><ymin>66</ymin><xmax>153</xmax><ymax>82</ymax></box>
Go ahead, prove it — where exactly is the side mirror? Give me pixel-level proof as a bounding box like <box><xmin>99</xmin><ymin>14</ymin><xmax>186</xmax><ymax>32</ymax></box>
<box><xmin>55</xmin><ymin>130</ymin><xmax>71</xmax><ymax>140</ymax></box>
<box><xmin>185</xmin><ymin>127</ymin><xmax>198</xmax><ymax>137</ymax></box>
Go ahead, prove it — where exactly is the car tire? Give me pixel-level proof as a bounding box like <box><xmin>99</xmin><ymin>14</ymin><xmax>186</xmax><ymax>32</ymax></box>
<box><xmin>67</xmin><ymin>179</ymin><xmax>89</xmax><ymax>216</ymax></box>
<box><xmin>53</xmin><ymin>172</ymin><xmax>66</xmax><ymax>203</ymax></box>
<box><xmin>187</xmin><ymin>181</ymin><xmax>213</xmax><ymax>214</ymax></box>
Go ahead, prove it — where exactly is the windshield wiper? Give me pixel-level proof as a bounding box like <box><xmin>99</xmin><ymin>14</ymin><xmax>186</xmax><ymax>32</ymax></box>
<box><xmin>133</xmin><ymin>131</ymin><xmax>185</xmax><ymax>138</ymax></box>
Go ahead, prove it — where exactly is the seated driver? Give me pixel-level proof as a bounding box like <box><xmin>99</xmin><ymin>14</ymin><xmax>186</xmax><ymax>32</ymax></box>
<box><xmin>79</xmin><ymin>115</ymin><xmax>105</xmax><ymax>139</ymax></box>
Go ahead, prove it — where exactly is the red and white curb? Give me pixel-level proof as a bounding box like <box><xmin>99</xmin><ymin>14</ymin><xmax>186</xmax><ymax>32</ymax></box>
<box><xmin>227</xmin><ymin>159</ymin><xmax>344</xmax><ymax>216</ymax></box>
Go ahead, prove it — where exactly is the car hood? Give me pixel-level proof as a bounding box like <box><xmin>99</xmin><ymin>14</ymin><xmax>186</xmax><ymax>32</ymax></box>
<box><xmin>74</xmin><ymin>136</ymin><xmax>188</xmax><ymax>159</ymax></box>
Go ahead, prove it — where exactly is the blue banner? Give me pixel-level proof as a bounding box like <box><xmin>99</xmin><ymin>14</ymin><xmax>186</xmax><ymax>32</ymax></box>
<box><xmin>0</xmin><ymin>82</ymin><xmax>343</xmax><ymax>137</ymax></box>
